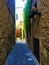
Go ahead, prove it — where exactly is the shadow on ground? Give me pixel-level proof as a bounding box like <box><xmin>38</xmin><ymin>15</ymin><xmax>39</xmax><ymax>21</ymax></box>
<box><xmin>5</xmin><ymin>43</ymin><xmax>40</xmax><ymax>65</ymax></box>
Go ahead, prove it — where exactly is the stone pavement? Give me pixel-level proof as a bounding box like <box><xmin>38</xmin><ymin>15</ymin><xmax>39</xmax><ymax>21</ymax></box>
<box><xmin>5</xmin><ymin>43</ymin><xmax>40</xmax><ymax>65</ymax></box>
<box><xmin>16</xmin><ymin>38</ymin><xmax>26</xmax><ymax>43</ymax></box>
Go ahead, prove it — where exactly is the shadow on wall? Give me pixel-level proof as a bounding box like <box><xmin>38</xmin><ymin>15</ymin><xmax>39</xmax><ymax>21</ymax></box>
<box><xmin>5</xmin><ymin>0</ymin><xmax>15</xmax><ymax>19</ymax></box>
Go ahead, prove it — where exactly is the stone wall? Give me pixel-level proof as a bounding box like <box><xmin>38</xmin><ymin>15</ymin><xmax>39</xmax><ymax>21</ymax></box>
<box><xmin>38</xmin><ymin>0</ymin><xmax>49</xmax><ymax>65</ymax></box>
<box><xmin>0</xmin><ymin>0</ymin><xmax>15</xmax><ymax>65</ymax></box>
<box><xmin>27</xmin><ymin>0</ymin><xmax>49</xmax><ymax>65</ymax></box>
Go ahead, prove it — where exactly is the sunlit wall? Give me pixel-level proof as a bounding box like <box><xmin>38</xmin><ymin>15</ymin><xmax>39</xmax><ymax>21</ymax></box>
<box><xmin>15</xmin><ymin>0</ymin><xmax>27</xmax><ymax>39</ymax></box>
<box><xmin>15</xmin><ymin>0</ymin><xmax>27</xmax><ymax>28</ymax></box>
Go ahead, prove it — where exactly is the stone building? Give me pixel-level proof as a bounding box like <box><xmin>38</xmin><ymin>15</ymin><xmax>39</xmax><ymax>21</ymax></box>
<box><xmin>27</xmin><ymin>0</ymin><xmax>49</xmax><ymax>65</ymax></box>
<box><xmin>0</xmin><ymin>0</ymin><xmax>15</xmax><ymax>65</ymax></box>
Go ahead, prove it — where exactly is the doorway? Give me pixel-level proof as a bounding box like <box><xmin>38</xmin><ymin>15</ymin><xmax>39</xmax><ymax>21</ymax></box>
<box><xmin>33</xmin><ymin>38</ymin><xmax>40</xmax><ymax>62</ymax></box>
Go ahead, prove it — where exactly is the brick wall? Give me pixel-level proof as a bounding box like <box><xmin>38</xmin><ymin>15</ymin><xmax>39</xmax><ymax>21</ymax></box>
<box><xmin>0</xmin><ymin>0</ymin><xmax>15</xmax><ymax>65</ymax></box>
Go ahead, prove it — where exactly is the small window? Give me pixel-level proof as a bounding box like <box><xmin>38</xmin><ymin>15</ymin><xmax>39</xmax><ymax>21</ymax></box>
<box><xmin>16</xmin><ymin>14</ymin><xmax>18</xmax><ymax>20</ymax></box>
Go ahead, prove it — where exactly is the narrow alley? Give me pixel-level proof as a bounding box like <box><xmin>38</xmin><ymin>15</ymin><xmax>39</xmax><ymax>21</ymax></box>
<box><xmin>0</xmin><ymin>0</ymin><xmax>49</xmax><ymax>65</ymax></box>
<box><xmin>5</xmin><ymin>0</ymin><xmax>40</xmax><ymax>65</ymax></box>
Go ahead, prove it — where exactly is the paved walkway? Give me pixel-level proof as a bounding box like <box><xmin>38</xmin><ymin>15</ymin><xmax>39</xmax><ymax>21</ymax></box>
<box><xmin>16</xmin><ymin>38</ymin><xmax>26</xmax><ymax>43</ymax></box>
<box><xmin>5</xmin><ymin>43</ymin><xmax>40</xmax><ymax>65</ymax></box>
<box><xmin>16</xmin><ymin>41</ymin><xmax>26</xmax><ymax>44</ymax></box>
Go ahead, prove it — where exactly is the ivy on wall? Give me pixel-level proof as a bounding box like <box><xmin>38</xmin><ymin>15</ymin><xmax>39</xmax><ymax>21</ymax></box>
<box><xmin>23</xmin><ymin>0</ymin><xmax>32</xmax><ymax>33</ymax></box>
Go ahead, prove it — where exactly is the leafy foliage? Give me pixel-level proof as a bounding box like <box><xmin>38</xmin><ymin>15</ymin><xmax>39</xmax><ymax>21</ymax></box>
<box><xmin>23</xmin><ymin>0</ymin><xmax>31</xmax><ymax>32</ymax></box>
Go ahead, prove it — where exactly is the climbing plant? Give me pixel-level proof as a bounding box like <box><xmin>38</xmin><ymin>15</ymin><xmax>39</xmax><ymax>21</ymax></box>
<box><xmin>23</xmin><ymin>0</ymin><xmax>32</xmax><ymax>33</ymax></box>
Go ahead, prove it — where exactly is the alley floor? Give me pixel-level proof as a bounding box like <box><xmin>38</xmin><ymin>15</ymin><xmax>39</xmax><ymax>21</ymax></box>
<box><xmin>16</xmin><ymin>38</ymin><xmax>26</xmax><ymax>43</ymax></box>
<box><xmin>5</xmin><ymin>42</ymin><xmax>39</xmax><ymax>65</ymax></box>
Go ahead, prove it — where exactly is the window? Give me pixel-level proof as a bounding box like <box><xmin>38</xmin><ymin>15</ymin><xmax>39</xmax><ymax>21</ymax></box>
<box><xmin>16</xmin><ymin>14</ymin><xmax>18</xmax><ymax>20</ymax></box>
